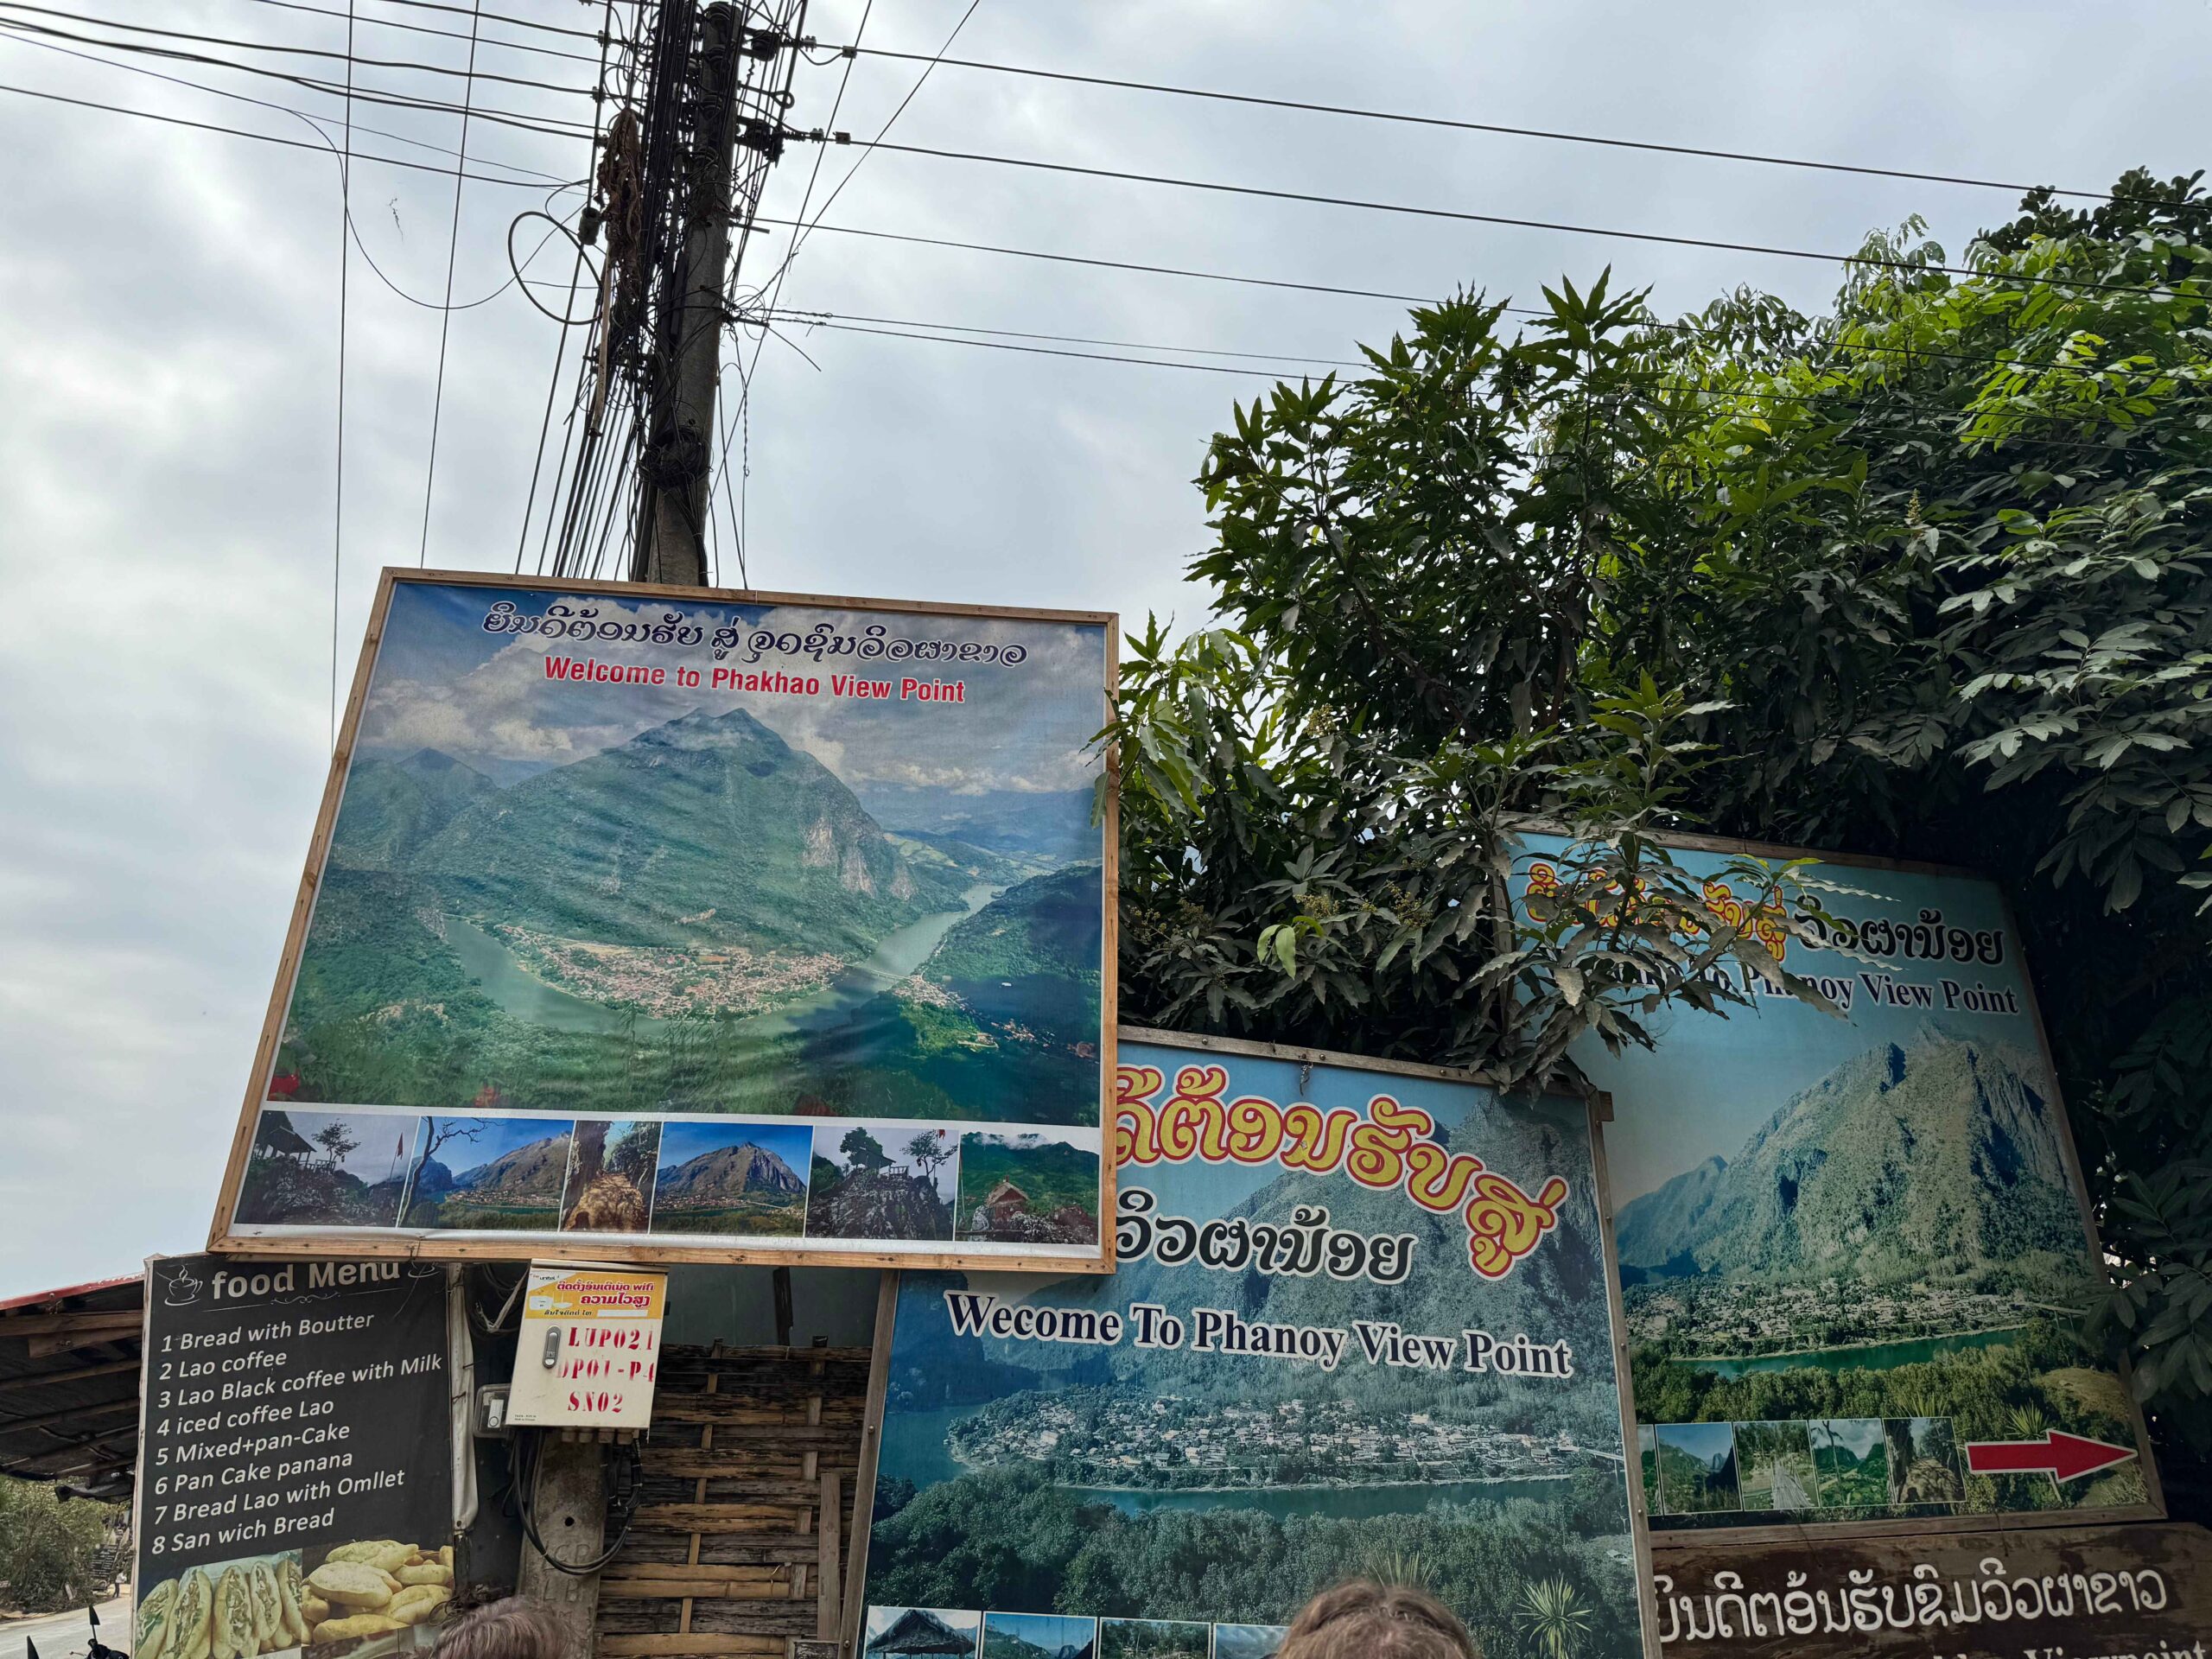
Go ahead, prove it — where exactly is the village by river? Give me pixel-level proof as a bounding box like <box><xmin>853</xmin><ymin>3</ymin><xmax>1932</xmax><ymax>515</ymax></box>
<box><xmin>438</xmin><ymin>882</ymin><xmax>999</xmax><ymax>1043</ymax></box>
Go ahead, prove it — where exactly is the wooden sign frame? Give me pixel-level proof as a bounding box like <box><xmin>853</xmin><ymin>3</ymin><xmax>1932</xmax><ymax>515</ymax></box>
<box><xmin>841</xmin><ymin>1025</ymin><xmax>1666</xmax><ymax>1659</ymax></box>
<box><xmin>207</xmin><ymin>567</ymin><xmax>1120</xmax><ymax>1274</ymax></box>
<box><xmin>1509</xmin><ymin>817</ymin><xmax>2169</xmax><ymax>1543</ymax></box>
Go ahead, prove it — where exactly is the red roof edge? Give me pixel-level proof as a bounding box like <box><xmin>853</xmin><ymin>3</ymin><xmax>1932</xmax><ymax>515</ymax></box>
<box><xmin>0</xmin><ymin>1274</ymin><xmax>143</xmax><ymax>1314</ymax></box>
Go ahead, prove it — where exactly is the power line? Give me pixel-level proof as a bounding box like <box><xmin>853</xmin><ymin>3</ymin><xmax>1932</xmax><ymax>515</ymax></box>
<box><xmin>758</xmin><ymin>313</ymin><xmax>1310</xmax><ymax>376</ymax></box>
<box><xmin>763</xmin><ymin>303</ymin><xmax>1364</xmax><ymax>367</ymax></box>
<box><xmin>330</xmin><ymin>0</ymin><xmax>353</xmax><ymax>747</ymax></box>
<box><xmin>0</xmin><ymin>27</ymin><xmax>572</xmax><ymax>181</ymax></box>
<box><xmin>743</xmin><ymin>215</ymin><xmax>2194</xmax><ymax>389</ymax></box>
<box><xmin>3</xmin><ymin>29</ymin><xmax>583</xmax><ymax>315</ymax></box>
<box><xmin>0</xmin><ymin>2</ymin><xmax>594</xmax><ymax>94</ymax></box>
<box><xmin>355</xmin><ymin>0</ymin><xmax>599</xmax><ymax>43</ymax></box>
<box><xmin>0</xmin><ymin>13</ymin><xmax>596</xmax><ymax>137</ymax></box>
<box><xmin>842</xmin><ymin>46</ymin><xmax>2112</xmax><ymax>205</ymax></box>
<box><xmin>747</xmin><ymin>212</ymin><xmax>1432</xmax><ymax>303</ymax></box>
<box><xmin>416</xmin><ymin>0</ymin><xmax>482</xmax><ymax>565</ymax></box>
<box><xmin>836</xmin><ymin>138</ymin><xmax>2189</xmax><ymax>299</ymax></box>
<box><xmin>239</xmin><ymin>0</ymin><xmax>600</xmax><ymax>66</ymax></box>
<box><xmin>0</xmin><ymin>77</ymin><xmax>575</xmax><ymax>186</ymax></box>
<box><xmin>752</xmin><ymin>307</ymin><xmax>2196</xmax><ymax>461</ymax></box>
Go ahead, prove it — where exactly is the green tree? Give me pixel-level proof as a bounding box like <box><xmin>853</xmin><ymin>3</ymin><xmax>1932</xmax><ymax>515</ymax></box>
<box><xmin>840</xmin><ymin>1128</ymin><xmax>890</xmax><ymax>1173</ymax></box>
<box><xmin>1114</xmin><ymin>167</ymin><xmax>2212</xmax><ymax>1468</ymax></box>
<box><xmin>0</xmin><ymin>1478</ymin><xmax>118</xmax><ymax>1611</ymax></box>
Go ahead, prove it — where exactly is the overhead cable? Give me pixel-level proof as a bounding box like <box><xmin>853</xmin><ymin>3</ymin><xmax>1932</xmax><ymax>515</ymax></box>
<box><xmin>834</xmin><ymin>137</ymin><xmax>2192</xmax><ymax>298</ymax></box>
<box><xmin>0</xmin><ymin>28</ymin><xmax>571</xmax><ymax>181</ymax></box>
<box><xmin>417</xmin><ymin>0</ymin><xmax>486</xmax><ymax>564</ymax></box>
<box><xmin>744</xmin><ymin>215</ymin><xmax>2165</xmax><ymax>385</ymax></box>
<box><xmin>842</xmin><ymin>46</ymin><xmax>2112</xmax><ymax>203</ymax></box>
<box><xmin>760</xmin><ymin>304</ymin><xmax>1364</xmax><ymax>368</ymax></box>
<box><xmin>0</xmin><ymin>2</ymin><xmax>594</xmax><ymax>92</ymax></box>
<box><xmin>0</xmin><ymin>15</ymin><xmax>596</xmax><ymax>137</ymax></box>
<box><xmin>240</xmin><ymin>0</ymin><xmax>601</xmax><ymax>66</ymax></box>
<box><xmin>357</xmin><ymin>0</ymin><xmax>596</xmax><ymax>42</ymax></box>
<box><xmin>0</xmin><ymin>78</ymin><xmax>579</xmax><ymax>186</ymax></box>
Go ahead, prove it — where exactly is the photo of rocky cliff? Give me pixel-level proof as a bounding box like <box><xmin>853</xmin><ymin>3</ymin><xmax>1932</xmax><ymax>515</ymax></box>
<box><xmin>652</xmin><ymin>1119</ymin><xmax>811</xmax><ymax>1236</ymax></box>
<box><xmin>807</xmin><ymin>1122</ymin><xmax>958</xmax><ymax>1242</ymax></box>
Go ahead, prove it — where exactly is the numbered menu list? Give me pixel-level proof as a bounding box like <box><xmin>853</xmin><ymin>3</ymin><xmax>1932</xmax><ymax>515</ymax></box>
<box><xmin>136</xmin><ymin>1257</ymin><xmax>455</xmax><ymax>1657</ymax></box>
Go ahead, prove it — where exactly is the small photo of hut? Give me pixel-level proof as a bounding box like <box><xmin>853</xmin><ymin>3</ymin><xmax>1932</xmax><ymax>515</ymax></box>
<box><xmin>1100</xmin><ymin>1621</ymin><xmax>1211</xmax><ymax>1659</ymax></box>
<box><xmin>561</xmin><ymin>1119</ymin><xmax>662</xmax><ymax>1234</ymax></box>
<box><xmin>864</xmin><ymin>1607</ymin><xmax>981</xmax><ymax>1659</ymax></box>
<box><xmin>1209</xmin><ymin>1629</ymin><xmax>1285</xmax><ymax>1659</ymax></box>
<box><xmin>982</xmin><ymin>1613</ymin><xmax>1095</xmax><ymax>1659</ymax></box>
<box><xmin>232</xmin><ymin>1107</ymin><xmax>421</xmax><ymax>1227</ymax></box>
<box><xmin>1885</xmin><ymin>1416</ymin><xmax>1965</xmax><ymax>1506</ymax></box>
<box><xmin>954</xmin><ymin>1129</ymin><xmax>1100</xmax><ymax>1245</ymax></box>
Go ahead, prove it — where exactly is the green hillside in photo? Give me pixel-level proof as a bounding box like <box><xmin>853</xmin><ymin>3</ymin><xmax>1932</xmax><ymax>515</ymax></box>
<box><xmin>1812</xmin><ymin>1421</ymin><xmax>1889</xmax><ymax>1507</ymax></box>
<box><xmin>268</xmin><ymin>704</ymin><xmax>1108</xmax><ymax>1131</ymax></box>
<box><xmin>410</xmin><ymin>708</ymin><xmax>968</xmax><ymax>953</ymax></box>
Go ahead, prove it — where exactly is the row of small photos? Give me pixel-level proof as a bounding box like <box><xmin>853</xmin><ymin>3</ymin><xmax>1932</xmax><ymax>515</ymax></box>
<box><xmin>865</xmin><ymin>1607</ymin><xmax>1285</xmax><ymax>1659</ymax></box>
<box><xmin>232</xmin><ymin>1102</ymin><xmax>1101</xmax><ymax>1247</ymax></box>
<box><xmin>1640</xmin><ymin>1416</ymin><xmax>1967</xmax><ymax>1516</ymax></box>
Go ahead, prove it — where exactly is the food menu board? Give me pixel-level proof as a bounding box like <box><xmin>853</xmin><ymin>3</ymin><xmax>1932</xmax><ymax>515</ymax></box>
<box><xmin>135</xmin><ymin>1256</ymin><xmax>459</xmax><ymax>1659</ymax></box>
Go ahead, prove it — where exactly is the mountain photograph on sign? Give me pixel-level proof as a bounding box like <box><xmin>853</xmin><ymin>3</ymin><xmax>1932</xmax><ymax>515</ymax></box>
<box><xmin>401</xmin><ymin>1114</ymin><xmax>575</xmax><ymax>1230</ymax></box>
<box><xmin>865</xmin><ymin>1607</ymin><xmax>981</xmax><ymax>1659</ymax></box>
<box><xmin>982</xmin><ymin>1614</ymin><xmax>1095</xmax><ymax>1659</ymax></box>
<box><xmin>250</xmin><ymin>582</ymin><xmax>1109</xmax><ymax>1190</ymax></box>
<box><xmin>651</xmin><ymin>1119</ymin><xmax>812</xmax><ymax>1236</ymax></box>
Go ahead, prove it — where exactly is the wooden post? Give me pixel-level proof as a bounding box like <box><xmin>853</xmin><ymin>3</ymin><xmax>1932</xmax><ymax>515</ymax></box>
<box><xmin>816</xmin><ymin>1472</ymin><xmax>840</xmax><ymax>1640</ymax></box>
<box><xmin>517</xmin><ymin>1434</ymin><xmax>607</xmax><ymax>1659</ymax></box>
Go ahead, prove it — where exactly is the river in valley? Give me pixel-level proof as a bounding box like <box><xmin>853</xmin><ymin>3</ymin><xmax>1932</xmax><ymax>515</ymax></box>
<box><xmin>1671</xmin><ymin>1325</ymin><xmax>2023</xmax><ymax>1379</ymax></box>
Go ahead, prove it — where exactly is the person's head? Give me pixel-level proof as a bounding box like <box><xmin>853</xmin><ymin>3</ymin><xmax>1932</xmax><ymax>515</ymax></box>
<box><xmin>1276</xmin><ymin>1580</ymin><xmax>1480</xmax><ymax>1659</ymax></box>
<box><xmin>429</xmin><ymin>1598</ymin><xmax>567</xmax><ymax>1659</ymax></box>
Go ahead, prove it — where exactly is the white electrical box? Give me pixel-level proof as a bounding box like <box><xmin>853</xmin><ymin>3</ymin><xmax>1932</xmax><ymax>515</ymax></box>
<box><xmin>507</xmin><ymin>1262</ymin><xmax>668</xmax><ymax>1431</ymax></box>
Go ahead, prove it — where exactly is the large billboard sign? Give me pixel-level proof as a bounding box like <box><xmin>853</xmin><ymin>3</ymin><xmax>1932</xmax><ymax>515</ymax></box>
<box><xmin>1517</xmin><ymin>833</ymin><xmax>2160</xmax><ymax>1535</ymax></box>
<box><xmin>852</xmin><ymin>1031</ymin><xmax>1656</xmax><ymax>1659</ymax></box>
<box><xmin>210</xmin><ymin>571</ymin><xmax>1117</xmax><ymax>1270</ymax></box>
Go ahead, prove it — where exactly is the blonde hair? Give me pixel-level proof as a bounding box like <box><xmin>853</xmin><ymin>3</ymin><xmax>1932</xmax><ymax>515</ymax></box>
<box><xmin>429</xmin><ymin>1599</ymin><xmax>567</xmax><ymax>1659</ymax></box>
<box><xmin>1276</xmin><ymin>1580</ymin><xmax>1481</xmax><ymax>1659</ymax></box>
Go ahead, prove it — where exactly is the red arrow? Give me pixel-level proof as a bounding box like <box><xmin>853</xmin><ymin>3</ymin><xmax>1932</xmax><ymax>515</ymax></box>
<box><xmin>1964</xmin><ymin>1431</ymin><xmax>2137</xmax><ymax>1484</ymax></box>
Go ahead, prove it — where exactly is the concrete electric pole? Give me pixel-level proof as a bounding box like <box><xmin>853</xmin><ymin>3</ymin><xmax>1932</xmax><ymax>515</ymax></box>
<box><xmin>632</xmin><ymin>1</ymin><xmax>747</xmax><ymax>588</ymax></box>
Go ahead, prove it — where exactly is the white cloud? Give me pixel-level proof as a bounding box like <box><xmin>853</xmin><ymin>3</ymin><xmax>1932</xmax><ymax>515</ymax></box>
<box><xmin>3</xmin><ymin>0</ymin><xmax>2204</xmax><ymax>1291</ymax></box>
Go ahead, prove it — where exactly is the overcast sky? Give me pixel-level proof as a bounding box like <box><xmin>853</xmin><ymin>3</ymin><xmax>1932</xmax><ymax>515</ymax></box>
<box><xmin>1</xmin><ymin>0</ymin><xmax>2204</xmax><ymax>1293</ymax></box>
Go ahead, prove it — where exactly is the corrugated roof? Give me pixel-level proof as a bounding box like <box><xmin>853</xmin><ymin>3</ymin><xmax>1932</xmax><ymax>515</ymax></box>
<box><xmin>0</xmin><ymin>1274</ymin><xmax>144</xmax><ymax>1491</ymax></box>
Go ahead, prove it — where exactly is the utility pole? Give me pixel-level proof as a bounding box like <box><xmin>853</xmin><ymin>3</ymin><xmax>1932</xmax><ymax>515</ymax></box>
<box><xmin>632</xmin><ymin>1</ymin><xmax>747</xmax><ymax>587</ymax></box>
